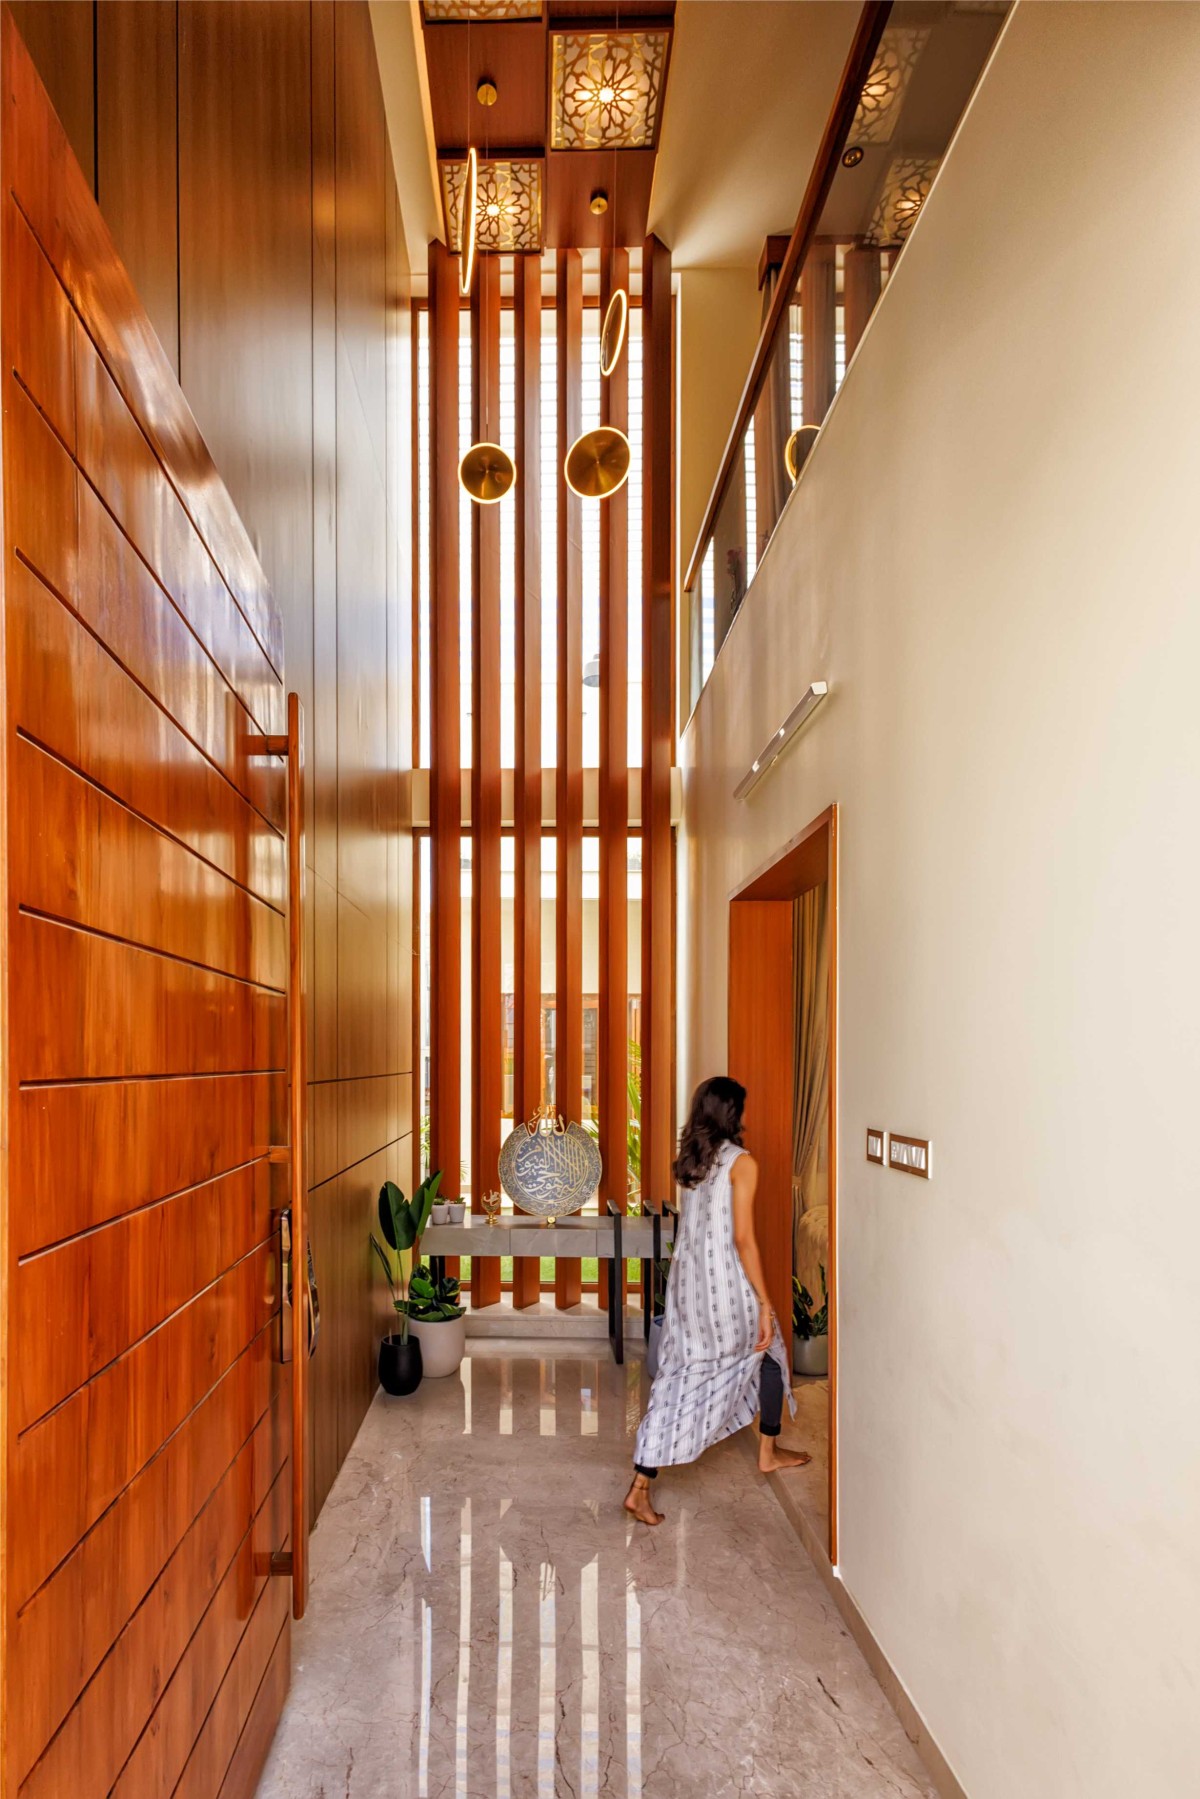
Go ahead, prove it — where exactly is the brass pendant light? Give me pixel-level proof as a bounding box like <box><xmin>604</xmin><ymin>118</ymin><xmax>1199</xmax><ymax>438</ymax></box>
<box><xmin>458</xmin><ymin>145</ymin><xmax>478</xmax><ymax>299</ymax></box>
<box><xmin>599</xmin><ymin>286</ymin><xmax>628</xmax><ymax>377</ymax></box>
<box><xmin>564</xmin><ymin>424</ymin><xmax>631</xmax><ymax>500</ymax></box>
<box><xmin>784</xmin><ymin>423</ymin><xmax>821</xmax><ymax>485</ymax></box>
<box><xmin>459</xmin><ymin>440</ymin><xmax>516</xmax><ymax>504</ymax></box>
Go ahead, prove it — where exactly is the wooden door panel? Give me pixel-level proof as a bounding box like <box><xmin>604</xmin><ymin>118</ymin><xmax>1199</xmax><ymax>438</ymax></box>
<box><xmin>11</xmin><ymin>1071</ymin><xmax>284</xmax><ymax>1257</ymax></box>
<box><xmin>2</xmin><ymin>200</ymin><xmax>75</xmax><ymax>444</ymax></box>
<box><xmin>7</xmin><ymin>558</ymin><xmax>287</xmax><ymax>908</ymax></box>
<box><xmin>12</xmin><ymin>735</ymin><xmax>286</xmax><ymax>991</ymax></box>
<box><xmin>15</xmin><ymin>1394</ymin><xmax>287</xmax><ymax>1798</ymax></box>
<box><xmin>12</xmin><ymin>1161</ymin><xmax>277</xmax><ymax>1432</ymax></box>
<box><xmin>173</xmin><ymin>1571</ymin><xmax>290</xmax><ymax>1799</ymax></box>
<box><xmin>11</xmin><ymin>1243</ymin><xmax>276</xmax><ymax>1606</ymax></box>
<box><xmin>10</xmin><ymin>1352</ymin><xmax>283</xmax><ymax>1787</ymax></box>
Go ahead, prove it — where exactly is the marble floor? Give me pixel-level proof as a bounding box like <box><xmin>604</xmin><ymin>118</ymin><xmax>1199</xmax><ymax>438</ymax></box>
<box><xmin>779</xmin><ymin>1374</ymin><xmax>831</xmax><ymax>1550</ymax></box>
<box><xmin>258</xmin><ymin>1346</ymin><xmax>936</xmax><ymax>1799</ymax></box>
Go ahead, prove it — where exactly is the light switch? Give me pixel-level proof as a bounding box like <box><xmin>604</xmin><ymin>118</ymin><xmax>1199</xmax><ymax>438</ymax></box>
<box><xmin>866</xmin><ymin>1128</ymin><xmax>885</xmax><ymax>1165</ymax></box>
<box><xmin>888</xmin><ymin>1134</ymin><xmax>931</xmax><ymax>1178</ymax></box>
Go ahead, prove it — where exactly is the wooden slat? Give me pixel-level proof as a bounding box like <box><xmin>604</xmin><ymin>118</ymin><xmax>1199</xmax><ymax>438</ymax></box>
<box><xmin>18</xmin><ymin>1397</ymin><xmax>287</xmax><ymax>1799</ymax></box>
<box><xmin>471</xmin><ymin>255</ymin><xmax>502</xmax><ymax>1305</ymax></box>
<box><xmin>556</xmin><ymin>249</ymin><xmax>584</xmax><ymax>1309</ymax></box>
<box><xmin>843</xmin><ymin>243</ymin><xmax>881</xmax><ymax>365</ymax></box>
<box><xmin>12</xmin><ymin>1162</ymin><xmax>276</xmax><ymax>1433</ymax></box>
<box><xmin>9</xmin><ymin>911</ymin><xmax>284</xmax><ymax>1082</ymax></box>
<box><xmin>10</xmin><ymin>1243</ymin><xmax>277</xmax><ymax>1610</ymax></box>
<box><xmin>11</xmin><ymin>734</ymin><xmax>286</xmax><ymax>992</ymax></box>
<box><xmin>1</xmin><ymin>198</ymin><xmax>74</xmax><ymax>445</ymax></box>
<box><xmin>641</xmin><ymin>234</ymin><xmax>674</xmax><ymax>1214</ymax></box>
<box><xmin>800</xmin><ymin>239</ymin><xmax>837</xmax><ymax>425</ymax></box>
<box><xmin>11</xmin><ymin>1072</ymin><xmax>284</xmax><ymax>1258</ymax></box>
<box><xmin>429</xmin><ymin>240</ymin><xmax>462</xmax><ymax>1240</ymax></box>
<box><xmin>512</xmin><ymin>253</ymin><xmax>543</xmax><ymax>1311</ymax></box>
<box><xmin>598</xmin><ymin>248</ymin><xmax>630</xmax><ymax>1309</ymax></box>
<box><xmin>215</xmin><ymin>1612</ymin><xmax>291</xmax><ymax>1799</ymax></box>
<box><xmin>286</xmin><ymin>691</ymin><xmax>309</xmax><ymax>1618</ymax></box>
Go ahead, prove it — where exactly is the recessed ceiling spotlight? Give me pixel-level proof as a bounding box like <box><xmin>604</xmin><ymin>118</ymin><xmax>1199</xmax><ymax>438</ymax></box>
<box><xmin>842</xmin><ymin>145</ymin><xmax>865</xmax><ymax>169</ymax></box>
<box><xmin>589</xmin><ymin>189</ymin><xmax>609</xmax><ymax>216</ymax></box>
<box><xmin>477</xmin><ymin>78</ymin><xmax>498</xmax><ymax>106</ymax></box>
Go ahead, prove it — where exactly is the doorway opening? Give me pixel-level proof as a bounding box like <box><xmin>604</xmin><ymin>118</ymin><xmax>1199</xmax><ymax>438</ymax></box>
<box><xmin>728</xmin><ymin>806</ymin><xmax>838</xmax><ymax>1561</ymax></box>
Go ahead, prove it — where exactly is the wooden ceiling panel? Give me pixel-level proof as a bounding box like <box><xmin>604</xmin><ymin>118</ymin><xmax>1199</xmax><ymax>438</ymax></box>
<box><xmin>544</xmin><ymin>148</ymin><xmax>655</xmax><ymax>249</ymax></box>
<box><xmin>423</xmin><ymin>20</ymin><xmax>547</xmax><ymax>153</ymax></box>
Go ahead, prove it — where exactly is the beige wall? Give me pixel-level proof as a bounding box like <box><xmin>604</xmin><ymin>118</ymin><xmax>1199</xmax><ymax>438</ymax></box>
<box><xmin>679</xmin><ymin>6</ymin><xmax>1200</xmax><ymax>1795</ymax></box>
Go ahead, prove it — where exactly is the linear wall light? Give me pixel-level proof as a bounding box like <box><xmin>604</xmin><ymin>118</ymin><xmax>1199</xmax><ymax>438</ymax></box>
<box><xmin>733</xmin><ymin>682</ymin><xmax>829</xmax><ymax>801</ymax></box>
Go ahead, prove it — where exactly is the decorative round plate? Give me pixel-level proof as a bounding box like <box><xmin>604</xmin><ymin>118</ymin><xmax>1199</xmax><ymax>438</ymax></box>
<box><xmin>499</xmin><ymin>1112</ymin><xmax>603</xmax><ymax>1221</ymax></box>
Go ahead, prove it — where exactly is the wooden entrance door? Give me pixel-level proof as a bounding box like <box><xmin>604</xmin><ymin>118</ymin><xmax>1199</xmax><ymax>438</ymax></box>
<box><xmin>0</xmin><ymin>19</ymin><xmax>304</xmax><ymax>1795</ymax></box>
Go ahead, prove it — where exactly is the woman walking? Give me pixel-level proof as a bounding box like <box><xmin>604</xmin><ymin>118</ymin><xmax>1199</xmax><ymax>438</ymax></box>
<box><xmin>625</xmin><ymin>1076</ymin><xmax>810</xmax><ymax>1526</ymax></box>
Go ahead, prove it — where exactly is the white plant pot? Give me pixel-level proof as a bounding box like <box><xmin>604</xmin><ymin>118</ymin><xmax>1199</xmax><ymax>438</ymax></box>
<box><xmin>408</xmin><ymin>1313</ymin><xmax>466</xmax><ymax>1378</ymax></box>
<box><xmin>793</xmin><ymin>1333</ymin><xmax>829</xmax><ymax>1378</ymax></box>
<box><xmin>429</xmin><ymin>1203</ymin><xmax>450</xmax><ymax>1226</ymax></box>
<box><xmin>446</xmin><ymin>1202</ymin><xmax>466</xmax><ymax>1224</ymax></box>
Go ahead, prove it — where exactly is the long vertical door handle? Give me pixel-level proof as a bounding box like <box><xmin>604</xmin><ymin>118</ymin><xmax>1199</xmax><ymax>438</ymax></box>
<box><xmin>285</xmin><ymin>691</ymin><xmax>309</xmax><ymax>1620</ymax></box>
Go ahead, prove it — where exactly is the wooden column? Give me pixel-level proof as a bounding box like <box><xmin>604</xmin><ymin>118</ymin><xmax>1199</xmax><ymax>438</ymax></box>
<box><xmin>641</xmin><ymin>234</ymin><xmax>674</xmax><ymax>1216</ymax></box>
<box><xmin>800</xmin><ymin>239</ymin><xmax>837</xmax><ymax>425</ymax></box>
<box><xmin>843</xmin><ymin>241</ymin><xmax>881</xmax><ymax>366</ymax></box>
<box><xmin>512</xmin><ymin>253</ymin><xmax>543</xmax><ymax>1309</ymax></box>
<box><xmin>471</xmin><ymin>255</ymin><xmax>502</xmax><ymax>1306</ymax></box>
<box><xmin>429</xmin><ymin>240</ymin><xmax>461</xmax><ymax>1260</ymax></box>
<box><xmin>598</xmin><ymin>248</ymin><xmax>629</xmax><ymax>1309</ymax></box>
<box><xmin>556</xmin><ymin>247</ymin><xmax>584</xmax><ymax>1307</ymax></box>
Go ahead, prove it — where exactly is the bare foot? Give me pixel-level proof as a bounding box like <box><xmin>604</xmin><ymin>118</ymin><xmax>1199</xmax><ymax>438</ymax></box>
<box><xmin>623</xmin><ymin>1475</ymin><xmax>664</xmax><ymax>1526</ymax></box>
<box><xmin>758</xmin><ymin>1443</ymin><xmax>812</xmax><ymax>1475</ymax></box>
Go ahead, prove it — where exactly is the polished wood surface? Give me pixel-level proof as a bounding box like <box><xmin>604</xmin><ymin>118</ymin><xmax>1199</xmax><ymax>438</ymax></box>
<box><xmin>800</xmin><ymin>240</ymin><xmax>837</xmax><ymax>426</ymax></box>
<box><xmin>471</xmin><ymin>256</ymin><xmax>503</xmax><ymax>1304</ymax></box>
<box><xmin>683</xmin><ymin>0</ymin><xmax>891</xmax><ymax>592</ymax></box>
<box><xmin>843</xmin><ymin>242</ymin><xmax>882</xmax><ymax>366</ymax></box>
<box><xmin>512</xmin><ymin>254</ymin><xmax>543</xmax><ymax>1309</ymax></box>
<box><xmin>598</xmin><ymin>247</ymin><xmax>630</xmax><ymax>1308</ymax></box>
<box><xmin>727</xmin><ymin>903</ymin><xmax>796</xmax><ymax>1356</ymax></box>
<box><xmin>285</xmin><ymin>691</ymin><xmax>310</xmax><ymax>1617</ymax></box>
<box><xmin>2</xmin><ymin>4</ymin><xmax>412</xmax><ymax>1788</ymax></box>
<box><xmin>556</xmin><ymin>247</ymin><xmax>584</xmax><ymax>1308</ymax></box>
<box><xmin>430</xmin><ymin>239</ymin><xmax>463</xmax><ymax>1242</ymax></box>
<box><xmin>641</xmin><ymin>233</ymin><xmax>674</xmax><ymax>1213</ymax></box>
<box><xmin>0</xmin><ymin>15</ymin><xmax>287</xmax><ymax>1792</ymax></box>
<box><xmin>7</xmin><ymin>0</ymin><xmax>93</xmax><ymax>183</ymax></box>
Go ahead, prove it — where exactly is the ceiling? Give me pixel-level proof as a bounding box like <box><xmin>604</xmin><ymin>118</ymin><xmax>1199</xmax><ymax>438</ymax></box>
<box><xmin>370</xmin><ymin>0</ymin><xmax>863</xmax><ymax>274</ymax></box>
<box><xmin>648</xmin><ymin>1</ymin><xmax>859</xmax><ymax>269</ymax></box>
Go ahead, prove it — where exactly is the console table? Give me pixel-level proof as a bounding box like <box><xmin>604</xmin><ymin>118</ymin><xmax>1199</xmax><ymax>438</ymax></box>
<box><xmin>420</xmin><ymin>1209</ymin><xmax>674</xmax><ymax>1365</ymax></box>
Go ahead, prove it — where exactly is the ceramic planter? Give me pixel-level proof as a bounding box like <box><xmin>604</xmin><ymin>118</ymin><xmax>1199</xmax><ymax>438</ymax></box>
<box><xmin>792</xmin><ymin>1333</ymin><xmax>829</xmax><ymax>1378</ymax></box>
<box><xmin>447</xmin><ymin>1202</ymin><xmax>466</xmax><ymax>1224</ymax></box>
<box><xmin>379</xmin><ymin>1332</ymin><xmax>423</xmax><ymax>1395</ymax></box>
<box><xmin>429</xmin><ymin>1203</ymin><xmax>450</xmax><ymax>1226</ymax></box>
<box><xmin>408</xmin><ymin>1313</ymin><xmax>467</xmax><ymax>1378</ymax></box>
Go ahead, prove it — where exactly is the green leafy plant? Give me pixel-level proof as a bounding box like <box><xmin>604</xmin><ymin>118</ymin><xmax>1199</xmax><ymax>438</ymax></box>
<box><xmin>583</xmin><ymin>1039</ymin><xmax>643</xmax><ymax>1204</ymax></box>
<box><xmin>792</xmin><ymin>1265</ymin><xmax>829</xmax><ymax>1341</ymax></box>
<box><xmin>371</xmin><ymin>1172</ymin><xmax>442</xmax><ymax>1343</ymax></box>
<box><xmin>399</xmin><ymin>1262</ymin><xmax>465</xmax><ymax>1323</ymax></box>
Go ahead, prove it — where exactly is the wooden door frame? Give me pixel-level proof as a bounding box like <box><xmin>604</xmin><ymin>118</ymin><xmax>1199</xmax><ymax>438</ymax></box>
<box><xmin>729</xmin><ymin>804</ymin><xmax>839</xmax><ymax>1562</ymax></box>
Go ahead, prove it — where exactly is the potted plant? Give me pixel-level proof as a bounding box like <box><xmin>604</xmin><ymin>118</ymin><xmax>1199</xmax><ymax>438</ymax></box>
<box><xmin>371</xmin><ymin>1172</ymin><xmax>442</xmax><ymax>1395</ymax></box>
<box><xmin>792</xmin><ymin>1265</ymin><xmax>829</xmax><ymax>1377</ymax></box>
<box><xmin>400</xmin><ymin>1262</ymin><xmax>467</xmax><ymax>1378</ymax></box>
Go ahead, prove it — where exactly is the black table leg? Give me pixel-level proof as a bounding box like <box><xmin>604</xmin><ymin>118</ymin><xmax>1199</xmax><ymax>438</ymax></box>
<box><xmin>609</xmin><ymin>1210</ymin><xmax>624</xmax><ymax>1365</ymax></box>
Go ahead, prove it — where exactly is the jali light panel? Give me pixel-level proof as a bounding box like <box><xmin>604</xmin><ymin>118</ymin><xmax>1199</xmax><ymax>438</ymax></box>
<box><xmin>441</xmin><ymin>157</ymin><xmax>544</xmax><ymax>254</ymax></box>
<box><xmin>550</xmin><ymin>29</ymin><xmax>669</xmax><ymax>151</ymax></box>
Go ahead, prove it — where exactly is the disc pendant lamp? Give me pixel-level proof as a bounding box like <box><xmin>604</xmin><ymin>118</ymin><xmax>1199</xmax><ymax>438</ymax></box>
<box><xmin>459</xmin><ymin>439</ymin><xmax>516</xmax><ymax>504</ymax></box>
<box><xmin>564</xmin><ymin>424</ymin><xmax>631</xmax><ymax>500</ymax></box>
<box><xmin>599</xmin><ymin>286</ymin><xmax>628</xmax><ymax>377</ymax></box>
<box><xmin>784</xmin><ymin>424</ymin><xmax>821</xmax><ymax>485</ymax></box>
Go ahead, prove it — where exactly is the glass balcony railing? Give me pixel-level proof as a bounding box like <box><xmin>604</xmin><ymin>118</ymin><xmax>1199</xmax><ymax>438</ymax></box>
<box><xmin>685</xmin><ymin>0</ymin><xmax>1012</xmax><ymax>713</ymax></box>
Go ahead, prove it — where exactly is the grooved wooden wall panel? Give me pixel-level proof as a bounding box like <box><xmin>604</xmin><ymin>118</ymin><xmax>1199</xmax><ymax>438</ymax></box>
<box><xmin>3</xmin><ymin>2</ymin><xmax>413</xmax><ymax>1791</ymax></box>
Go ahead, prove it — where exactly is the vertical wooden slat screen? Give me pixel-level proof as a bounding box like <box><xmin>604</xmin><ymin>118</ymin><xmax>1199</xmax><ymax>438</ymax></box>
<box><xmin>598</xmin><ymin>247</ymin><xmax>630</xmax><ymax>1308</ymax></box>
<box><xmin>801</xmin><ymin>240</ymin><xmax>838</xmax><ymax>424</ymax></box>
<box><xmin>429</xmin><ymin>240</ymin><xmax>462</xmax><ymax>1251</ymax></box>
<box><xmin>512</xmin><ymin>253</ymin><xmax>543</xmax><ymax>1309</ymax></box>
<box><xmin>556</xmin><ymin>248</ymin><xmax>584</xmax><ymax>1308</ymax></box>
<box><xmin>843</xmin><ymin>242</ymin><xmax>881</xmax><ymax>366</ymax></box>
<box><xmin>642</xmin><ymin>234</ymin><xmax>675</xmax><ymax>1214</ymax></box>
<box><xmin>471</xmin><ymin>256</ymin><xmax>502</xmax><ymax>1305</ymax></box>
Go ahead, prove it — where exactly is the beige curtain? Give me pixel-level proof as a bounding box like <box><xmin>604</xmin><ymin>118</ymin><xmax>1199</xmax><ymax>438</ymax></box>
<box><xmin>792</xmin><ymin>884</ymin><xmax>830</xmax><ymax>1285</ymax></box>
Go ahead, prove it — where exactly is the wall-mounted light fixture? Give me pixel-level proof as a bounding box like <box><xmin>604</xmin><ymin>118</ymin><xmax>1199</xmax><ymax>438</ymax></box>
<box><xmin>733</xmin><ymin>681</ymin><xmax>829</xmax><ymax>801</ymax></box>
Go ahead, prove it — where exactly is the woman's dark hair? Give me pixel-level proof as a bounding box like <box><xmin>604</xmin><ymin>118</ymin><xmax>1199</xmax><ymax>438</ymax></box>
<box><xmin>672</xmin><ymin>1076</ymin><xmax>747</xmax><ymax>1189</ymax></box>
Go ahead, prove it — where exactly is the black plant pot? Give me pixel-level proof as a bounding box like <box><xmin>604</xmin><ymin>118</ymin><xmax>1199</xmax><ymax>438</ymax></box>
<box><xmin>379</xmin><ymin>1332</ymin><xmax>422</xmax><ymax>1396</ymax></box>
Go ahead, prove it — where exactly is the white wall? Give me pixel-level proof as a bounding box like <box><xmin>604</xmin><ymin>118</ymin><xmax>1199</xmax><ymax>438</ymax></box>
<box><xmin>678</xmin><ymin>6</ymin><xmax>1200</xmax><ymax>1795</ymax></box>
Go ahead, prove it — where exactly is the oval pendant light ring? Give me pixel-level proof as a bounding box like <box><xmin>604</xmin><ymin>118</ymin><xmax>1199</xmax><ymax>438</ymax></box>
<box><xmin>459</xmin><ymin>146</ymin><xmax>478</xmax><ymax>299</ymax></box>
<box><xmin>459</xmin><ymin>440</ymin><xmax>517</xmax><ymax>505</ymax></box>
<box><xmin>565</xmin><ymin>426</ymin><xmax>631</xmax><ymax>501</ymax></box>
<box><xmin>784</xmin><ymin>423</ymin><xmax>821</xmax><ymax>485</ymax></box>
<box><xmin>599</xmin><ymin>287</ymin><xmax>629</xmax><ymax>378</ymax></box>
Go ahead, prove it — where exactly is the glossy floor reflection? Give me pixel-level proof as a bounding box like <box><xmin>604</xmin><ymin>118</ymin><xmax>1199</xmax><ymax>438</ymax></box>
<box><xmin>258</xmin><ymin>1347</ymin><xmax>935</xmax><ymax>1799</ymax></box>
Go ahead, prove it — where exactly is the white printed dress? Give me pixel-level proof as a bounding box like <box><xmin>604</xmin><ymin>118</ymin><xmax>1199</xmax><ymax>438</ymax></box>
<box><xmin>635</xmin><ymin>1141</ymin><xmax>794</xmax><ymax>1470</ymax></box>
